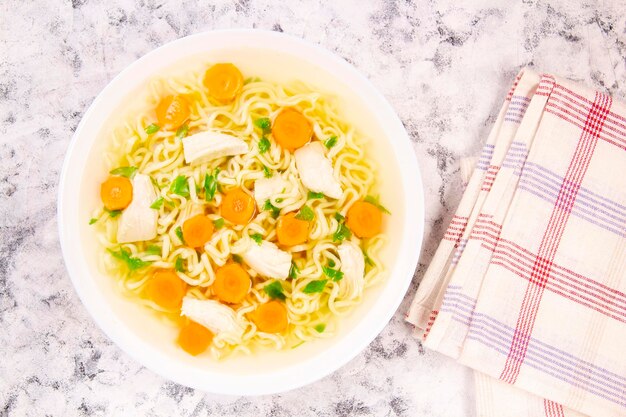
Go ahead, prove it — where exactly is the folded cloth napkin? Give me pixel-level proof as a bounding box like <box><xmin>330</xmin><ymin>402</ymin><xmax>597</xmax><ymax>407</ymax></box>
<box><xmin>407</xmin><ymin>68</ymin><xmax>626</xmax><ymax>417</ymax></box>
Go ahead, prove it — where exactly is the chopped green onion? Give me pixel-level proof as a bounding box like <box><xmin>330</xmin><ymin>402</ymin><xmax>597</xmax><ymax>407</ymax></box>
<box><xmin>145</xmin><ymin>245</ymin><xmax>161</xmax><ymax>256</ymax></box>
<box><xmin>175</xmin><ymin>123</ymin><xmax>189</xmax><ymax>139</ymax></box>
<box><xmin>108</xmin><ymin>248</ymin><xmax>151</xmax><ymax>271</ymax></box>
<box><xmin>334</xmin><ymin>212</ymin><xmax>345</xmax><ymax>222</ymax></box>
<box><xmin>213</xmin><ymin>218</ymin><xmax>225</xmax><ymax>229</ymax></box>
<box><xmin>88</xmin><ymin>218</ymin><xmax>98</xmax><ymax>225</ymax></box>
<box><xmin>145</xmin><ymin>123</ymin><xmax>160</xmax><ymax>134</ymax></box>
<box><xmin>254</xmin><ymin>117</ymin><xmax>272</xmax><ymax>133</ymax></box>
<box><xmin>363</xmin><ymin>195</ymin><xmax>391</xmax><ymax>215</ymax></box>
<box><xmin>258</xmin><ymin>137</ymin><xmax>271</xmax><ymax>154</ymax></box>
<box><xmin>289</xmin><ymin>261</ymin><xmax>300</xmax><ymax>279</ymax></box>
<box><xmin>307</xmin><ymin>191</ymin><xmax>324</xmax><ymax>200</ymax></box>
<box><xmin>175</xmin><ymin>226</ymin><xmax>185</xmax><ymax>244</ymax></box>
<box><xmin>105</xmin><ymin>208</ymin><xmax>122</xmax><ymax>218</ymax></box>
<box><xmin>204</xmin><ymin>168</ymin><xmax>220</xmax><ymax>201</ymax></box>
<box><xmin>232</xmin><ymin>254</ymin><xmax>243</xmax><ymax>264</ymax></box>
<box><xmin>262</xmin><ymin>199</ymin><xmax>281</xmax><ymax>219</ymax></box>
<box><xmin>174</xmin><ymin>257</ymin><xmax>184</xmax><ymax>272</ymax></box>
<box><xmin>295</xmin><ymin>205</ymin><xmax>314</xmax><ymax>221</ymax></box>
<box><xmin>333</xmin><ymin>224</ymin><xmax>351</xmax><ymax>242</ymax></box>
<box><xmin>264</xmin><ymin>281</ymin><xmax>286</xmax><ymax>301</ymax></box>
<box><xmin>324</xmin><ymin>136</ymin><xmax>338</xmax><ymax>149</ymax></box>
<box><xmin>314</xmin><ymin>323</ymin><xmax>326</xmax><ymax>333</ymax></box>
<box><xmin>150</xmin><ymin>197</ymin><xmax>164</xmax><ymax>210</ymax></box>
<box><xmin>109</xmin><ymin>166</ymin><xmax>138</xmax><ymax>179</ymax></box>
<box><xmin>322</xmin><ymin>266</ymin><xmax>344</xmax><ymax>282</ymax></box>
<box><xmin>250</xmin><ymin>233</ymin><xmax>263</xmax><ymax>245</ymax></box>
<box><xmin>263</xmin><ymin>165</ymin><xmax>272</xmax><ymax>178</ymax></box>
<box><xmin>169</xmin><ymin>175</ymin><xmax>190</xmax><ymax>197</ymax></box>
<box><xmin>303</xmin><ymin>279</ymin><xmax>327</xmax><ymax>294</ymax></box>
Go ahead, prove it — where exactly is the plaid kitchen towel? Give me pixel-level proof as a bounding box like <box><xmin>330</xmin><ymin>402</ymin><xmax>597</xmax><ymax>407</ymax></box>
<box><xmin>406</xmin><ymin>69</ymin><xmax>532</xmax><ymax>333</ymax></box>
<box><xmin>408</xmin><ymin>70</ymin><xmax>626</xmax><ymax>417</ymax></box>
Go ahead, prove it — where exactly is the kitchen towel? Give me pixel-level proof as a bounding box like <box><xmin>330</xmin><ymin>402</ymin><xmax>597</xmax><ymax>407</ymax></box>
<box><xmin>407</xmin><ymin>69</ymin><xmax>626</xmax><ymax>417</ymax></box>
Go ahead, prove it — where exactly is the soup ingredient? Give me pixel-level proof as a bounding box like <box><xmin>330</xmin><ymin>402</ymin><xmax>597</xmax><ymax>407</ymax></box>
<box><xmin>177</xmin><ymin>320</ymin><xmax>214</xmax><ymax>356</ymax></box>
<box><xmin>253</xmin><ymin>176</ymin><xmax>289</xmax><ymax>208</ymax></box>
<box><xmin>263</xmin><ymin>280</ymin><xmax>286</xmax><ymax>301</ymax></box>
<box><xmin>169</xmin><ymin>175</ymin><xmax>190</xmax><ymax>197</ymax></box>
<box><xmin>145</xmin><ymin>123</ymin><xmax>160</xmax><ymax>134</ymax></box>
<box><xmin>116</xmin><ymin>174</ymin><xmax>158</xmax><ymax>243</ymax></box>
<box><xmin>253</xmin><ymin>301</ymin><xmax>288</xmax><ymax>333</ymax></box>
<box><xmin>109</xmin><ymin>166</ymin><xmax>138</xmax><ymax>179</ymax></box>
<box><xmin>182</xmin><ymin>214</ymin><xmax>214</xmax><ymax>248</ymax></box>
<box><xmin>182</xmin><ymin>131</ymin><xmax>248</xmax><ymax>165</ymax></box>
<box><xmin>242</xmin><ymin>240</ymin><xmax>292</xmax><ymax>279</ymax></box>
<box><xmin>203</xmin><ymin>63</ymin><xmax>244</xmax><ymax>103</ymax></box>
<box><xmin>363</xmin><ymin>195</ymin><xmax>391</xmax><ymax>214</ymax></box>
<box><xmin>346</xmin><ymin>201</ymin><xmax>382</xmax><ymax>238</ymax></box>
<box><xmin>204</xmin><ymin>168</ymin><xmax>220</xmax><ymax>202</ymax></box>
<box><xmin>276</xmin><ymin>212</ymin><xmax>310</xmax><ymax>246</ymax></box>
<box><xmin>272</xmin><ymin>108</ymin><xmax>313</xmax><ymax>151</ymax></box>
<box><xmin>337</xmin><ymin>241</ymin><xmax>365</xmax><ymax>300</ymax></box>
<box><xmin>303</xmin><ymin>279</ymin><xmax>327</xmax><ymax>294</ymax></box>
<box><xmin>294</xmin><ymin>205</ymin><xmax>314</xmax><ymax>221</ymax></box>
<box><xmin>213</xmin><ymin>263</ymin><xmax>251</xmax><ymax>304</ymax></box>
<box><xmin>101</xmin><ymin>176</ymin><xmax>133</xmax><ymax>211</ymax></box>
<box><xmin>254</xmin><ymin>117</ymin><xmax>272</xmax><ymax>133</ymax></box>
<box><xmin>324</xmin><ymin>136</ymin><xmax>338</xmax><ymax>149</ymax></box>
<box><xmin>181</xmin><ymin>297</ymin><xmax>246</xmax><ymax>337</ymax></box>
<box><xmin>146</xmin><ymin>269</ymin><xmax>187</xmax><ymax>310</ymax></box>
<box><xmin>294</xmin><ymin>142</ymin><xmax>342</xmax><ymax>199</ymax></box>
<box><xmin>109</xmin><ymin>247</ymin><xmax>152</xmax><ymax>271</ymax></box>
<box><xmin>221</xmin><ymin>187</ymin><xmax>256</xmax><ymax>225</ymax></box>
<box><xmin>156</xmin><ymin>95</ymin><xmax>191</xmax><ymax>130</ymax></box>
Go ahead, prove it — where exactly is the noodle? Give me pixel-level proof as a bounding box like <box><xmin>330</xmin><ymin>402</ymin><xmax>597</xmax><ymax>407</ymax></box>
<box><xmin>93</xmin><ymin>63</ymin><xmax>387</xmax><ymax>359</ymax></box>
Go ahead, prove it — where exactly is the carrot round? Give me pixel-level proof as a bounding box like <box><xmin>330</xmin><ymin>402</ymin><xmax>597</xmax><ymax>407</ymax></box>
<box><xmin>101</xmin><ymin>176</ymin><xmax>133</xmax><ymax>211</ymax></box>
<box><xmin>272</xmin><ymin>108</ymin><xmax>313</xmax><ymax>151</ymax></box>
<box><xmin>145</xmin><ymin>269</ymin><xmax>187</xmax><ymax>310</ymax></box>
<box><xmin>203</xmin><ymin>63</ymin><xmax>244</xmax><ymax>103</ymax></box>
<box><xmin>213</xmin><ymin>263</ymin><xmax>251</xmax><ymax>304</ymax></box>
<box><xmin>177</xmin><ymin>320</ymin><xmax>213</xmax><ymax>356</ymax></box>
<box><xmin>220</xmin><ymin>187</ymin><xmax>256</xmax><ymax>225</ymax></box>
<box><xmin>182</xmin><ymin>214</ymin><xmax>214</xmax><ymax>248</ymax></box>
<box><xmin>156</xmin><ymin>95</ymin><xmax>191</xmax><ymax>130</ymax></box>
<box><xmin>253</xmin><ymin>301</ymin><xmax>288</xmax><ymax>333</ymax></box>
<box><xmin>276</xmin><ymin>212</ymin><xmax>310</xmax><ymax>246</ymax></box>
<box><xmin>346</xmin><ymin>201</ymin><xmax>383</xmax><ymax>238</ymax></box>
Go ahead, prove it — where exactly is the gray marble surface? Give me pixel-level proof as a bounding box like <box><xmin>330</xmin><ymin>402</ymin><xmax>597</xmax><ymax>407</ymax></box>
<box><xmin>1</xmin><ymin>1</ymin><xmax>625</xmax><ymax>416</ymax></box>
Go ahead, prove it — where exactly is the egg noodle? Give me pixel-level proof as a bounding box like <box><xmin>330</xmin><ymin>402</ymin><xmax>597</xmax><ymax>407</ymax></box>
<box><xmin>92</xmin><ymin>63</ymin><xmax>387</xmax><ymax>359</ymax></box>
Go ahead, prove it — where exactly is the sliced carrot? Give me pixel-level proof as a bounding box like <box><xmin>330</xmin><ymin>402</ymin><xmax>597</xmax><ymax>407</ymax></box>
<box><xmin>220</xmin><ymin>187</ymin><xmax>256</xmax><ymax>225</ymax></box>
<box><xmin>276</xmin><ymin>212</ymin><xmax>310</xmax><ymax>246</ymax></box>
<box><xmin>182</xmin><ymin>214</ymin><xmax>214</xmax><ymax>248</ymax></box>
<box><xmin>213</xmin><ymin>263</ymin><xmax>251</xmax><ymax>304</ymax></box>
<box><xmin>177</xmin><ymin>320</ymin><xmax>213</xmax><ymax>356</ymax></box>
<box><xmin>272</xmin><ymin>108</ymin><xmax>313</xmax><ymax>151</ymax></box>
<box><xmin>203</xmin><ymin>63</ymin><xmax>244</xmax><ymax>103</ymax></box>
<box><xmin>146</xmin><ymin>269</ymin><xmax>187</xmax><ymax>310</ymax></box>
<box><xmin>253</xmin><ymin>301</ymin><xmax>288</xmax><ymax>333</ymax></box>
<box><xmin>346</xmin><ymin>201</ymin><xmax>383</xmax><ymax>238</ymax></box>
<box><xmin>156</xmin><ymin>95</ymin><xmax>191</xmax><ymax>130</ymax></box>
<box><xmin>101</xmin><ymin>176</ymin><xmax>133</xmax><ymax>211</ymax></box>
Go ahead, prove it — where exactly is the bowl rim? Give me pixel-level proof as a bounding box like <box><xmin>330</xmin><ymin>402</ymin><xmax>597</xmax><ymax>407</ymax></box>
<box><xmin>57</xmin><ymin>29</ymin><xmax>424</xmax><ymax>395</ymax></box>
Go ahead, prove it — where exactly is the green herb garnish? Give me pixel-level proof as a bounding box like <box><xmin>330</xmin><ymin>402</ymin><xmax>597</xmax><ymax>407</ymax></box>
<box><xmin>289</xmin><ymin>261</ymin><xmax>300</xmax><ymax>279</ymax></box>
<box><xmin>264</xmin><ymin>281</ymin><xmax>286</xmax><ymax>301</ymax></box>
<box><xmin>254</xmin><ymin>117</ymin><xmax>272</xmax><ymax>133</ymax></box>
<box><xmin>145</xmin><ymin>245</ymin><xmax>161</xmax><ymax>256</ymax></box>
<box><xmin>175</xmin><ymin>226</ymin><xmax>185</xmax><ymax>244</ymax></box>
<box><xmin>363</xmin><ymin>249</ymin><xmax>374</xmax><ymax>266</ymax></box>
<box><xmin>258</xmin><ymin>137</ymin><xmax>271</xmax><ymax>154</ymax></box>
<box><xmin>334</xmin><ymin>212</ymin><xmax>345</xmax><ymax>222</ymax></box>
<box><xmin>303</xmin><ymin>279</ymin><xmax>328</xmax><ymax>294</ymax></box>
<box><xmin>328</xmin><ymin>259</ymin><xmax>336</xmax><ymax>267</ymax></box>
<box><xmin>314</xmin><ymin>323</ymin><xmax>326</xmax><ymax>333</ymax></box>
<box><xmin>150</xmin><ymin>197</ymin><xmax>164</xmax><ymax>210</ymax></box>
<box><xmin>170</xmin><ymin>175</ymin><xmax>190</xmax><ymax>197</ymax></box>
<box><xmin>263</xmin><ymin>165</ymin><xmax>272</xmax><ymax>178</ymax></box>
<box><xmin>262</xmin><ymin>199</ymin><xmax>281</xmax><ymax>219</ymax></box>
<box><xmin>175</xmin><ymin>123</ymin><xmax>189</xmax><ymax>139</ymax></box>
<box><xmin>250</xmin><ymin>233</ymin><xmax>263</xmax><ymax>245</ymax></box>
<box><xmin>333</xmin><ymin>224</ymin><xmax>352</xmax><ymax>242</ymax></box>
<box><xmin>232</xmin><ymin>254</ymin><xmax>243</xmax><ymax>264</ymax></box>
<box><xmin>105</xmin><ymin>208</ymin><xmax>122</xmax><ymax>218</ymax></box>
<box><xmin>175</xmin><ymin>257</ymin><xmax>184</xmax><ymax>272</ymax></box>
<box><xmin>244</xmin><ymin>77</ymin><xmax>261</xmax><ymax>84</ymax></box>
<box><xmin>307</xmin><ymin>191</ymin><xmax>324</xmax><ymax>200</ymax></box>
<box><xmin>109</xmin><ymin>166</ymin><xmax>138</xmax><ymax>179</ymax></box>
<box><xmin>324</xmin><ymin>136</ymin><xmax>338</xmax><ymax>149</ymax></box>
<box><xmin>109</xmin><ymin>248</ymin><xmax>152</xmax><ymax>271</ymax></box>
<box><xmin>363</xmin><ymin>195</ymin><xmax>391</xmax><ymax>215</ymax></box>
<box><xmin>213</xmin><ymin>218</ymin><xmax>225</xmax><ymax>229</ymax></box>
<box><xmin>204</xmin><ymin>168</ymin><xmax>220</xmax><ymax>201</ymax></box>
<box><xmin>88</xmin><ymin>218</ymin><xmax>98</xmax><ymax>225</ymax></box>
<box><xmin>145</xmin><ymin>123</ymin><xmax>160</xmax><ymax>134</ymax></box>
<box><xmin>295</xmin><ymin>205</ymin><xmax>315</xmax><ymax>221</ymax></box>
<box><xmin>323</xmin><ymin>265</ymin><xmax>344</xmax><ymax>282</ymax></box>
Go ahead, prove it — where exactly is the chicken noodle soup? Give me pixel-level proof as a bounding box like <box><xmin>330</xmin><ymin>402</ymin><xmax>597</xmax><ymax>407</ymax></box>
<box><xmin>91</xmin><ymin>62</ymin><xmax>389</xmax><ymax>359</ymax></box>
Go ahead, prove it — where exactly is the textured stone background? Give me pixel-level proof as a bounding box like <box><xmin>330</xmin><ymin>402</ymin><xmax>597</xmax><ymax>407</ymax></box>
<box><xmin>1</xmin><ymin>1</ymin><xmax>625</xmax><ymax>416</ymax></box>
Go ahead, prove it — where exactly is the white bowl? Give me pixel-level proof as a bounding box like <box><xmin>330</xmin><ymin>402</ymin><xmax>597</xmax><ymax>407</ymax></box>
<box><xmin>58</xmin><ymin>29</ymin><xmax>424</xmax><ymax>395</ymax></box>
